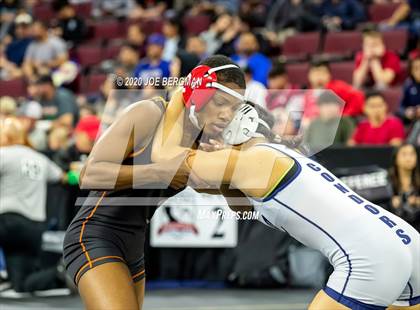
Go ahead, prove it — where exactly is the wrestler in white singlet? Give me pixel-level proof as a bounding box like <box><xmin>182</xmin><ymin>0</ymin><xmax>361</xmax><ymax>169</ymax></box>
<box><xmin>251</xmin><ymin>143</ymin><xmax>420</xmax><ymax>309</ymax></box>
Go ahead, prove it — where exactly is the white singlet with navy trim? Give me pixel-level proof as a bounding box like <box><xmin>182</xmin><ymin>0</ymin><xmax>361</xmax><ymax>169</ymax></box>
<box><xmin>251</xmin><ymin>143</ymin><xmax>420</xmax><ymax>308</ymax></box>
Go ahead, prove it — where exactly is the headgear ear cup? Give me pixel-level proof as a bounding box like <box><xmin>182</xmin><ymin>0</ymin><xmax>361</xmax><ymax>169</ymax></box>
<box><xmin>222</xmin><ymin>103</ymin><xmax>271</xmax><ymax>145</ymax></box>
<box><xmin>183</xmin><ymin>65</ymin><xmax>217</xmax><ymax>111</ymax></box>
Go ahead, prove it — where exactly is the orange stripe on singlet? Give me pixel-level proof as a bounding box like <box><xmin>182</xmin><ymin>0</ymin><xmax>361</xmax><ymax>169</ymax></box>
<box><xmin>79</xmin><ymin>191</ymin><xmax>107</xmax><ymax>269</ymax></box>
<box><xmin>131</xmin><ymin>269</ymin><xmax>145</xmax><ymax>279</ymax></box>
<box><xmin>75</xmin><ymin>255</ymin><xmax>125</xmax><ymax>284</ymax></box>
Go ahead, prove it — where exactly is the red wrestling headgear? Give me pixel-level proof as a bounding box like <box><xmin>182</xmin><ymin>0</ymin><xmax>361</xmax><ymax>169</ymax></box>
<box><xmin>182</xmin><ymin>64</ymin><xmax>245</xmax><ymax>128</ymax></box>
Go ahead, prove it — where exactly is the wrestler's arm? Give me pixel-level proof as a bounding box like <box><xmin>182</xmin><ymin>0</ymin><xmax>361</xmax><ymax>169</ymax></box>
<box><xmin>186</xmin><ymin>147</ymin><xmax>295</xmax><ymax>199</ymax></box>
<box><xmin>80</xmin><ymin>100</ymin><xmax>168</xmax><ymax>191</ymax></box>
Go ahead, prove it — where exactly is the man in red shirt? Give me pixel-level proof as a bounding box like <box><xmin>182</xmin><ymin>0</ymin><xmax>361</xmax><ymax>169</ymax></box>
<box><xmin>349</xmin><ymin>91</ymin><xmax>405</xmax><ymax>146</ymax></box>
<box><xmin>302</xmin><ymin>60</ymin><xmax>364</xmax><ymax>127</ymax></box>
<box><xmin>353</xmin><ymin>29</ymin><xmax>401</xmax><ymax>89</ymax></box>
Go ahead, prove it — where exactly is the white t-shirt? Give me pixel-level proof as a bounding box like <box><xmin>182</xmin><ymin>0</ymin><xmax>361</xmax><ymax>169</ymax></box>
<box><xmin>0</xmin><ymin>145</ymin><xmax>62</xmax><ymax>222</ymax></box>
<box><xmin>24</xmin><ymin>35</ymin><xmax>67</xmax><ymax>65</ymax></box>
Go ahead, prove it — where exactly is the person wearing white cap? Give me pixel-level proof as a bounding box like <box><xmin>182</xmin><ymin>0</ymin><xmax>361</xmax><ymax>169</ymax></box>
<box><xmin>5</xmin><ymin>13</ymin><xmax>33</xmax><ymax>67</ymax></box>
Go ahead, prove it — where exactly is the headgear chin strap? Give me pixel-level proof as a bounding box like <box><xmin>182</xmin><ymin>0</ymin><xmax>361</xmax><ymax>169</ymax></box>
<box><xmin>183</xmin><ymin>64</ymin><xmax>244</xmax><ymax>129</ymax></box>
<box><xmin>222</xmin><ymin>104</ymin><xmax>270</xmax><ymax>145</ymax></box>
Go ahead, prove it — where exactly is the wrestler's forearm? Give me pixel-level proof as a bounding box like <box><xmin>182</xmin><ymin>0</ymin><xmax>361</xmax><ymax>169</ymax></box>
<box><xmin>187</xmin><ymin>147</ymin><xmax>294</xmax><ymax>199</ymax></box>
<box><xmin>186</xmin><ymin>149</ymin><xmax>239</xmax><ymax>185</ymax></box>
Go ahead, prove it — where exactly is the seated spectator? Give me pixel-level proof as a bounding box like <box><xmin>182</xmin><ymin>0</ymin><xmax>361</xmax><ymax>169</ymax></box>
<box><xmin>162</xmin><ymin>16</ymin><xmax>184</xmax><ymax>62</ymax></box>
<box><xmin>0</xmin><ymin>117</ymin><xmax>64</xmax><ymax>293</ymax></box>
<box><xmin>5</xmin><ymin>13</ymin><xmax>33</xmax><ymax>67</ymax></box>
<box><xmin>266</xmin><ymin>0</ymin><xmax>322</xmax><ymax>33</ymax></box>
<box><xmin>126</xmin><ymin>24</ymin><xmax>146</xmax><ymax>58</ymax></box>
<box><xmin>74</xmin><ymin>115</ymin><xmax>101</xmax><ymax>155</ymax></box>
<box><xmin>214</xmin><ymin>15</ymin><xmax>244</xmax><ymax>56</ymax></box>
<box><xmin>186</xmin><ymin>36</ymin><xmax>208</xmax><ymax>60</ymax></box>
<box><xmin>92</xmin><ymin>0</ymin><xmax>136</xmax><ymax>18</ymax></box>
<box><xmin>170</xmin><ymin>50</ymin><xmax>200</xmax><ymax>80</ymax></box>
<box><xmin>128</xmin><ymin>0</ymin><xmax>167</xmax><ymax>20</ymax></box>
<box><xmin>265</xmin><ymin>63</ymin><xmax>302</xmax><ymax>136</ymax></box>
<box><xmin>314</xmin><ymin>0</ymin><xmax>365</xmax><ymax>31</ymax></box>
<box><xmin>399</xmin><ymin>55</ymin><xmax>420</xmax><ymax>123</ymax></box>
<box><xmin>133</xmin><ymin>33</ymin><xmax>170</xmax><ymax>83</ymax></box>
<box><xmin>232</xmin><ymin>32</ymin><xmax>271</xmax><ymax>86</ymax></box>
<box><xmin>388</xmin><ymin>143</ymin><xmax>420</xmax><ymax>231</ymax></box>
<box><xmin>103</xmin><ymin>43</ymin><xmax>140</xmax><ymax>77</ymax></box>
<box><xmin>239</xmin><ymin>0</ymin><xmax>269</xmax><ymax>28</ymax></box>
<box><xmin>18</xmin><ymin>100</ymin><xmax>47</xmax><ymax>151</ymax></box>
<box><xmin>265</xmin><ymin>63</ymin><xmax>299</xmax><ymax>111</ymax></box>
<box><xmin>22</xmin><ymin>20</ymin><xmax>68</xmax><ymax>80</ymax></box>
<box><xmin>0</xmin><ymin>13</ymin><xmax>33</xmax><ymax>80</ymax></box>
<box><xmin>51</xmin><ymin>115</ymin><xmax>101</xmax><ymax>173</ymax></box>
<box><xmin>353</xmin><ymin>29</ymin><xmax>401</xmax><ymax>89</ymax></box>
<box><xmin>47</xmin><ymin>125</ymin><xmax>70</xmax><ymax>154</ymax></box>
<box><xmin>349</xmin><ymin>91</ymin><xmax>405</xmax><ymax>146</ymax></box>
<box><xmin>242</xmin><ymin>67</ymin><xmax>267</xmax><ymax>108</ymax></box>
<box><xmin>31</xmin><ymin>75</ymin><xmax>79</xmax><ymax>128</ymax></box>
<box><xmin>0</xmin><ymin>48</ymin><xmax>23</xmax><ymax>80</ymax></box>
<box><xmin>304</xmin><ymin>92</ymin><xmax>355</xmax><ymax>153</ymax></box>
<box><xmin>78</xmin><ymin>103</ymin><xmax>97</xmax><ymax>119</ymax></box>
<box><xmin>96</xmin><ymin>74</ymin><xmax>144</xmax><ymax>129</ymax></box>
<box><xmin>407</xmin><ymin>120</ymin><xmax>419</xmax><ymax>145</ymax></box>
<box><xmin>85</xmin><ymin>73</ymin><xmax>114</xmax><ymax>113</ymax></box>
<box><xmin>302</xmin><ymin>60</ymin><xmax>364</xmax><ymax>127</ymax></box>
<box><xmin>409</xmin><ymin>39</ymin><xmax>420</xmax><ymax>59</ymax></box>
<box><xmin>382</xmin><ymin>0</ymin><xmax>420</xmax><ymax>38</ymax></box>
<box><xmin>52</xmin><ymin>0</ymin><xmax>87</xmax><ymax>47</ymax></box>
<box><xmin>200</xmin><ymin>13</ymin><xmax>233</xmax><ymax>55</ymax></box>
<box><xmin>0</xmin><ymin>0</ymin><xmax>20</xmax><ymax>37</ymax></box>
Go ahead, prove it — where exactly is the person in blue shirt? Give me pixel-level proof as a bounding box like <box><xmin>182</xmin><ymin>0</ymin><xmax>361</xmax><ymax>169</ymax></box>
<box><xmin>6</xmin><ymin>13</ymin><xmax>33</xmax><ymax>66</ymax></box>
<box><xmin>133</xmin><ymin>33</ymin><xmax>170</xmax><ymax>86</ymax></box>
<box><xmin>231</xmin><ymin>32</ymin><xmax>271</xmax><ymax>86</ymax></box>
<box><xmin>400</xmin><ymin>55</ymin><xmax>420</xmax><ymax>124</ymax></box>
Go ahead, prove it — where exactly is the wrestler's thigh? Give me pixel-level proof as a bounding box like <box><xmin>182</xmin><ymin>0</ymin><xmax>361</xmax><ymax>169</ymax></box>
<box><xmin>78</xmin><ymin>262</ymin><xmax>139</xmax><ymax>310</ymax></box>
<box><xmin>134</xmin><ymin>278</ymin><xmax>146</xmax><ymax>310</ymax></box>
<box><xmin>308</xmin><ymin>290</ymin><xmax>351</xmax><ymax>310</ymax></box>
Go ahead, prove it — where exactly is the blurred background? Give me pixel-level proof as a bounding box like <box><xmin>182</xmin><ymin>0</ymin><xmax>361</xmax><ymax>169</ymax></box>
<box><xmin>0</xmin><ymin>0</ymin><xmax>419</xmax><ymax>308</ymax></box>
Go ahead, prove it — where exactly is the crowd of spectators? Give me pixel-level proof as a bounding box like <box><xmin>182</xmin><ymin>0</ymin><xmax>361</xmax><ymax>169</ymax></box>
<box><xmin>1</xmin><ymin>0</ymin><xmax>418</xmax><ymax>150</ymax></box>
<box><xmin>0</xmin><ymin>0</ymin><xmax>419</xmax><ymax>293</ymax></box>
